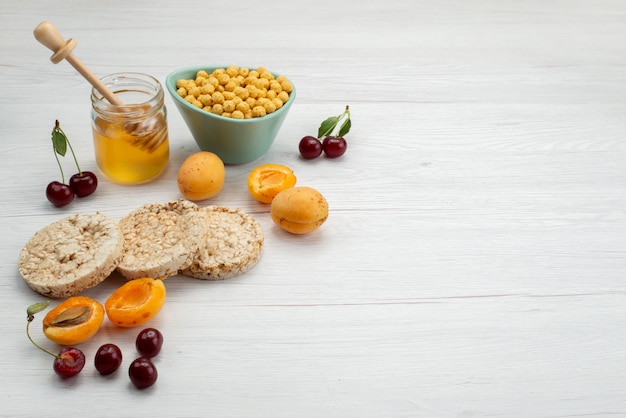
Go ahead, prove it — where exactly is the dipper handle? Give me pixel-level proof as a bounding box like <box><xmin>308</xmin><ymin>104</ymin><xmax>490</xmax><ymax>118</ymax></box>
<box><xmin>33</xmin><ymin>21</ymin><xmax>123</xmax><ymax>106</ymax></box>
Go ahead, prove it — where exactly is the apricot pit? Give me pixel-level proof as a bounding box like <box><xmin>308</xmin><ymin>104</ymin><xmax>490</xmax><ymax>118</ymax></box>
<box><xmin>42</xmin><ymin>296</ymin><xmax>105</xmax><ymax>345</ymax></box>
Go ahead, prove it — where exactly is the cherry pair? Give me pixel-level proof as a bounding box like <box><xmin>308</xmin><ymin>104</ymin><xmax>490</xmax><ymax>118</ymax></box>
<box><xmin>46</xmin><ymin>120</ymin><xmax>98</xmax><ymax>207</ymax></box>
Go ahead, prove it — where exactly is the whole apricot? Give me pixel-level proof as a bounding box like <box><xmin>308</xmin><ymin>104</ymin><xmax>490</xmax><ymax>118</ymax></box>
<box><xmin>270</xmin><ymin>186</ymin><xmax>329</xmax><ymax>234</ymax></box>
<box><xmin>43</xmin><ymin>296</ymin><xmax>105</xmax><ymax>345</ymax></box>
<box><xmin>105</xmin><ymin>278</ymin><xmax>166</xmax><ymax>328</ymax></box>
<box><xmin>247</xmin><ymin>163</ymin><xmax>297</xmax><ymax>203</ymax></box>
<box><xmin>177</xmin><ymin>151</ymin><xmax>225</xmax><ymax>201</ymax></box>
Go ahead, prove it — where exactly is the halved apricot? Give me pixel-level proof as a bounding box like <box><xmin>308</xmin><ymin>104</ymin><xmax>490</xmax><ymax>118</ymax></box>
<box><xmin>105</xmin><ymin>278</ymin><xmax>166</xmax><ymax>328</ymax></box>
<box><xmin>247</xmin><ymin>163</ymin><xmax>297</xmax><ymax>203</ymax></box>
<box><xmin>42</xmin><ymin>296</ymin><xmax>105</xmax><ymax>345</ymax></box>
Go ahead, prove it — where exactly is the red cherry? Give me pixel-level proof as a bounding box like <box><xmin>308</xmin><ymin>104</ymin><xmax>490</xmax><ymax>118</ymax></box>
<box><xmin>94</xmin><ymin>343</ymin><xmax>123</xmax><ymax>375</ymax></box>
<box><xmin>54</xmin><ymin>347</ymin><xmax>86</xmax><ymax>378</ymax></box>
<box><xmin>69</xmin><ymin>171</ymin><xmax>98</xmax><ymax>197</ymax></box>
<box><xmin>129</xmin><ymin>357</ymin><xmax>158</xmax><ymax>389</ymax></box>
<box><xmin>322</xmin><ymin>136</ymin><xmax>347</xmax><ymax>158</ymax></box>
<box><xmin>136</xmin><ymin>328</ymin><xmax>163</xmax><ymax>358</ymax></box>
<box><xmin>299</xmin><ymin>136</ymin><xmax>323</xmax><ymax>159</ymax></box>
<box><xmin>46</xmin><ymin>181</ymin><xmax>75</xmax><ymax>207</ymax></box>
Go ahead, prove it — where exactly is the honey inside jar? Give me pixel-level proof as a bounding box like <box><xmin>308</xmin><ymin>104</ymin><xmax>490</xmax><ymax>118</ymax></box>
<box><xmin>92</xmin><ymin>112</ymin><xmax>169</xmax><ymax>184</ymax></box>
<box><xmin>91</xmin><ymin>73</ymin><xmax>169</xmax><ymax>185</ymax></box>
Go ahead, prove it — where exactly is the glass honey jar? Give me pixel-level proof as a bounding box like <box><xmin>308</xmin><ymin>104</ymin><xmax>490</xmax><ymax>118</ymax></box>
<box><xmin>91</xmin><ymin>73</ymin><xmax>169</xmax><ymax>184</ymax></box>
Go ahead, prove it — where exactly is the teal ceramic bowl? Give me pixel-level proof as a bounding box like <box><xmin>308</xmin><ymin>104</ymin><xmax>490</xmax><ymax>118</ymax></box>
<box><xmin>165</xmin><ymin>66</ymin><xmax>295</xmax><ymax>164</ymax></box>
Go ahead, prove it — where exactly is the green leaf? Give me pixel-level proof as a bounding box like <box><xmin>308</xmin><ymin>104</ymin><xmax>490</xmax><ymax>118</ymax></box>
<box><xmin>51</xmin><ymin>128</ymin><xmax>67</xmax><ymax>156</ymax></box>
<box><xmin>318</xmin><ymin>116</ymin><xmax>339</xmax><ymax>138</ymax></box>
<box><xmin>337</xmin><ymin>118</ymin><xmax>351</xmax><ymax>137</ymax></box>
<box><xmin>27</xmin><ymin>301</ymin><xmax>50</xmax><ymax>317</ymax></box>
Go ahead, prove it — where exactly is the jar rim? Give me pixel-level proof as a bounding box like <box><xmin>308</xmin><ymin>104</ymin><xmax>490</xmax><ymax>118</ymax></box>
<box><xmin>91</xmin><ymin>72</ymin><xmax>164</xmax><ymax>120</ymax></box>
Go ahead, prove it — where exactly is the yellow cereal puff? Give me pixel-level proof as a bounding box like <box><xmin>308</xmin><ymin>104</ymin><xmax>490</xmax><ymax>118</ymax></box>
<box><xmin>270</xmin><ymin>80</ymin><xmax>282</xmax><ymax>93</ymax></box>
<box><xmin>234</xmin><ymin>86</ymin><xmax>249</xmax><ymax>99</ymax></box>
<box><xmin>197</xmin><ymin>70</ymin><xmax>210</xmax><ymax>78</ymax></box>
<box><xmin>252</xmin><ymin>78</ymin><xmax>264</xmax><ymax>90</ymax></box>
<box><xmin>272</xmin><ymin>97</ymin><xmax>283</xmax><ymax>109</ymax></box>
<box><xmin>223</xmin><ymin>100</ymin><xmax>236</xmax><ymax>113</ymax></box>
<box><xmin>263</xmin><ymin>100</ymin><xmax>277</xmax><ymax>114</ymax></box>
<box><xmin>217</xmin><ymin>73</ymin><xmax>230</xmax><ymax>85</ymax></box>
<box><xmin>278</xmin><ymin>91</ymin><xmax>290</xmax><ymax>103</ymax></box>
<box><xmin>251</xmin><ymin>105</ymin><xmax>266</xmax><ymax>118</ymax></box>
<box><xmin>245</xmin><ymin>97</ymin><xmax>256</xmax><ymax>108</ymax></box>
<box><xmin>200</xmin><ymin>83</ymin><xmax>215</xmax><ymax>95</ymax></box>
<box><xmin>223</xmin><ymin>91</ymin><xmax>236</xmax><ymax>101</ymax></box>
<box><xmin>225</xmin><ymin>80</ymin><xmax>238</xmax><ymax>92</ymax></box>
<box><xmin>260</xmin><ymin>71</ymin><xmax>274</xmax><ymax>81</ymax></box>
<box><xmin>248</xmin><ymin>70</ymin><xmax>259</xmax><ymax>79</ymax></box>
<box><xmin>195</xmin><ymin>76</ymin><xmax>207</xmax><ymax>86</ymax></box>
<box><xmin>207</xmin><ymin>76</ymin><xmax>219</xmax><ymax>88</ymax></box>
<box><xmin>246</xmin><ymin>84</ymin><xmax>259</xmax><ymax>99</ymax></box>
<box><xmin>280</xmin><ymin>80</ymin><xmax>293</xmax><ymax>93</ymax></box>
<box><xmin>226</xmin><ymin>65</ymin><xmax>239</xmax><ymax>77</ymax></box>
<box><xmin>243</xmin><ymin>76</ymin><xmax>255</xmax><ymax>87</ymax></box>
<box><xmin>212</xmin><ymin>91</ymin><xmax>225</xmax><ymax>104</ymax></box>
<box><xmin>238</xmin><ymin>67</ymin><xmax>249</xmax><ymax>77</ymax></box>
<box><xmin>221</xmin><ymin>112</ymin><xmax>232</xmax><ymax>118</ymax></box>
<box><xmin>245</xmin><ymin>110</ymin><xmax>253</xmax><ymax>119</ymax></box>
<box><xmin>236</xmin><ymin>101</ymin><xmax>250</xmax><ymax>113</ymax></box>
<box><xmin>266</xmin><ymin>90</ymin><xmax>277</xmax><ymax>100</ymax></box>
<box><xmin>184</xmin><ymin>95</ymin><xmax>196</xmax><ymax>104</ymax></box>
<box><xmin>231</xmin><ymin>110</ymin><xmax>245</xmax><ymax>119</ymax></box>
<box><xmin>188</xmin><ymin>86</ymin><xmax>201</xmax><ymax>97</ymax></box>
<box><xmin>256</xmin><ymin>66</ymin><xmax>267</xmax><ymax>74</ymax></box>
<box><xmin>211</xmin><ymin>103</ymin><xmax>224</xmax><ymax>115</ymax></box>
<box><xmin>198</xmin><ymin>94</ymin><xmax>213</xmax><ymax>107</ymax></box>
<box><xmin>176</xmin><ymin>87</ymin><xmax>187</xmax><ymax>97</ymax></box>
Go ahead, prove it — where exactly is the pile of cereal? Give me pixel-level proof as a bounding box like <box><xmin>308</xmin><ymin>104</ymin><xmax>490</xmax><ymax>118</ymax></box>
<box><xmin>176</xmin><ymin>65</ymin><xmax>293</xmax><ymax>119</ymax></box>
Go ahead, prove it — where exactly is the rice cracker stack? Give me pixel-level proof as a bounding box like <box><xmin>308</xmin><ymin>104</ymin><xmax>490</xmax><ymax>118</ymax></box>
<box><xmin>18</xmin><ymin>213</ymin><xmax>124</xmax><ymax>298</ymax></box>
<box><xmin>117</xmin><ymin>199</ymin><xmax>208</xmax><ymax>280</ymax></box>
<box><xmin>182</xmin><ymin>206</ymin><xmax>264</xmax><ymax>280</ymax></box>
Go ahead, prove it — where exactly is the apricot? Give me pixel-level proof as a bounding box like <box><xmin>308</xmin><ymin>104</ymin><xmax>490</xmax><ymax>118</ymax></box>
<box><xmin>247</xmin><ymin>163</ymin><xmax>297</xmax><ymax>203</ymax></box>
<box><xmin>105</xmin><ymin>278</ymin><xmax>166</xmax><ymax>328</ymax></box>
<box><xmin>177</xmin><ymin>151</ymin><xmax>225</xmax><ymax>201</ymax></box>
<box><xmin>270</xmin><ymin>186</ymin><xmax>329</xmax><ymax>234</ymax></box>
<box><xmin>43</xmin><ymin>296</ymin><xmax>105</xmax><ymax>346</ymax></box>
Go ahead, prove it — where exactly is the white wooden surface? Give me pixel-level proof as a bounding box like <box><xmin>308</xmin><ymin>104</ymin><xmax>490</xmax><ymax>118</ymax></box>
<box><xmin>1</xmin><ymin>1</ymin><xmax>625</xmax><ymax>417</ymax></box>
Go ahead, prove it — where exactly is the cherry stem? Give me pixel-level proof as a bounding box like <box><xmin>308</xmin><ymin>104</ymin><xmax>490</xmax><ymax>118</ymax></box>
<box><xmin>318</xmin><ymin>106</ymin><xmax>351</xmax><ymax>139</ymax></box>
<box><xmin>51</xmin><ymin>142</ymin><xmax>65</xmax><ymax>184</ymax></box>
<box><xmin>55</xmin><ymin>120</ymin><xmax>82</xmax><ymax>175</ymax></box>
<box><xmin>26</xmin><ymin>316</ymin><xmax>58</xmax><ymax>358</ymax></box>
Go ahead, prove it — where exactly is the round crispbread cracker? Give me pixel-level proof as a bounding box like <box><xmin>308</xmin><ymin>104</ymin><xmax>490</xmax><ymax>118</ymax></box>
<box><xmin>18</xmin><ymin>213</ymin><xmax>124</xmax><ymax>298</ymax></box>
<box><xmin>181</xmin><ymin>206</ymin><xmax>264</xmax><ymax>280</ymax></box>
<box><xmin>116</xmin><ymin>199</ymin><xmax>208</xmax><ymax>280</ymax></box>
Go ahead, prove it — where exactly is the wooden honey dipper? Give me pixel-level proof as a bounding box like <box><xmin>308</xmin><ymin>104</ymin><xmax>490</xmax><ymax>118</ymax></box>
<box><xmin>33</xmin><ymin>21</ymin><xmax>166</xmax><ymax>152</ymax></box>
